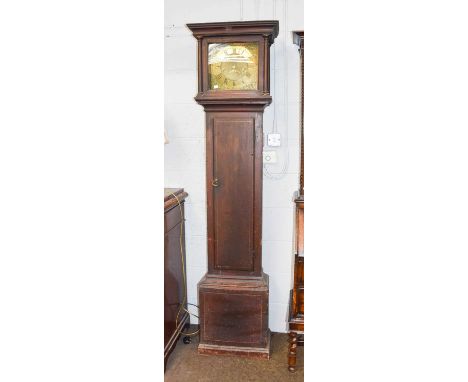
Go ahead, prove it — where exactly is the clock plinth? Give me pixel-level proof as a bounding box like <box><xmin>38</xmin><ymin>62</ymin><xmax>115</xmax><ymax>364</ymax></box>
<box><xmin>187</xmin><ymin>20</ymin><xmax>279</xmax><ymax>358</ymax></box>
<box><xmin>198</xmin><ymin>273</ymin><xmax>271</xmax><ymax>358</ymax></box>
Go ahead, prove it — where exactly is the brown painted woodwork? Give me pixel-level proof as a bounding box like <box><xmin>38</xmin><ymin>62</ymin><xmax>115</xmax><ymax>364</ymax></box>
<box><xmin>187</xmin><ymin>21</ymin><xmax>279</xmax><ymax>359</ymax></box>
<box><xmin>164</xmin><ymin>188</ymin><xmax>189</xmax><ymax>369</ymax></box>
<box><xmin>288</xmin><ymin>31</ymin><xmax>305</xmax><ymax>373</ymax></box>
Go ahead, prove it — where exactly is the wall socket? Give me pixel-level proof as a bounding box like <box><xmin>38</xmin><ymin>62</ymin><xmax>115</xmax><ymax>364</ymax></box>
<box><xmin>267</xmin><ymin>133</ymin><xmax>281</xmax><ymax>147</ymax></box>
<box><xmin>263</xmin><ymin>151</ymin><xmax>277</xmax><ymax>164</ymax></box>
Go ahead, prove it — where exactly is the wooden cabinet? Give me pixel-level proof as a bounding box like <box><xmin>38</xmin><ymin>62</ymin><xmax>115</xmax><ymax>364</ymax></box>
<box><xmin>187</xmin><ymin>21</ymin><xmax>279</xmax><ymax>359</ymax></box>
<box><xmin>164</xmin><ymin>188</ymin><xmax>189</xmax><ymax>369</ymax></box>
<box><xmin>288</xmin><ymin>31</ymin><xmax>304</xmax><ymax>372</ymax></box>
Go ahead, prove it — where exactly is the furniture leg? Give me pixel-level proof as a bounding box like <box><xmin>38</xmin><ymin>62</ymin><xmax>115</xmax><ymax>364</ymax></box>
<box><xmin>288</xmin><ymin>331</ymin><xmax>297</xmax><ymax>372</ymax></box>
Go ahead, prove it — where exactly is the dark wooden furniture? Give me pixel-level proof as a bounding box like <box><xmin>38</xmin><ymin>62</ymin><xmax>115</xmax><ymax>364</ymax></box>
<box><xmin>288</xmin><ymin>31</ymin><xmax>304</xmax><ymax>372</ymax></box>
<box><xmin>164</xmin><ymin>188</ymin><xmax>189</xmax><ymax>369</ymax></box>
<box><xmin>187</xmin><ymin>21</ymin><xmax>279</xmax><ymax>359</ymax></box>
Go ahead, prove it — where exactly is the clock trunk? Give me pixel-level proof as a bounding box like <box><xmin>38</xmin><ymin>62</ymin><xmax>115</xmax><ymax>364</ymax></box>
<box><xmin>206</xmin><ymin>111</ymin><xmax>264</xmax><ymax>277</ymax></box>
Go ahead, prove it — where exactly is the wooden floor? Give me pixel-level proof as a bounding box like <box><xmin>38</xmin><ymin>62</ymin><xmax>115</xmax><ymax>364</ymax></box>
<box><xmin>165</xmin><ymin>331</ymin><xmax>304</xmax><ymax>382</ymax></box>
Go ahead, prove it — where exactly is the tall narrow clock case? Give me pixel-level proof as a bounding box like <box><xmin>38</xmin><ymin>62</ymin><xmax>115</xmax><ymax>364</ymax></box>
<box><xmin>187</xmin><ymin>21</ymin><xmax>279</xmax><ymax>358</ymax></box>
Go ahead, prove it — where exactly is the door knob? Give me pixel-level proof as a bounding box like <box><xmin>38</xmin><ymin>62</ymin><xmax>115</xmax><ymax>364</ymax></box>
<box><xmin>212</xmin><ymin>178</ymin><xmax>220</xmax><ymax>187</ymax></box>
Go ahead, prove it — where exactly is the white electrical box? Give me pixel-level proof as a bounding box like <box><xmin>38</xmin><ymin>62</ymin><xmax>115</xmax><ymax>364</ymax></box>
<box><xmin>263</xmin><ymin>151</ymin><xmax>277</xmax><ymax>164</ymax></box>
<box><xmin>267</xmin><ymin>133</ymin><xmax>281</xmax><ymax>147</ymax></box>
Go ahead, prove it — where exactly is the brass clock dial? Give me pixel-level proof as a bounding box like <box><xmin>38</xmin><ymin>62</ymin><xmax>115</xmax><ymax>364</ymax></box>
<box><xmin>208</xmin><ymin>42</ymin><xmax>259</xmax><ymax>90</ymax></box>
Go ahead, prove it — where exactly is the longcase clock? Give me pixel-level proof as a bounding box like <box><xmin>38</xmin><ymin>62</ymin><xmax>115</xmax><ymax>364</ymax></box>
<box><xmin>187</xmin><ymin>21</ymin><xmax>279</xmax><ymax>358</ymax></box>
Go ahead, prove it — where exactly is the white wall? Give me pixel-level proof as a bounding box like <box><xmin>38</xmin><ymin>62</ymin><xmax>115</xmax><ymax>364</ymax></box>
<box><xmin>164</xmin><ymin>0</ymin><xmax>303</xmax><ymax>333</ymax></box>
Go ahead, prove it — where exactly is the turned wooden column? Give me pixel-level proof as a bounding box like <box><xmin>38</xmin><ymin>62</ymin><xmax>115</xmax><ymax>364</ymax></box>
<box><xmin>287</xmin><ymin>30</ymin><xmax>305</xmax><ymax>372</ymax></box>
